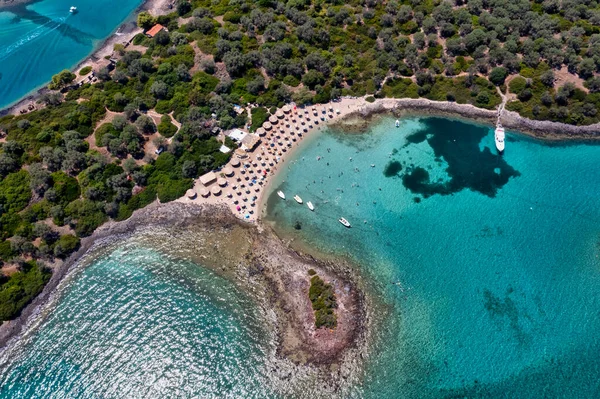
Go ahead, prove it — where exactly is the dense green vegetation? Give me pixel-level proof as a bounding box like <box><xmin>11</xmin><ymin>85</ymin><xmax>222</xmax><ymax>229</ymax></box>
<box><xmin>3</xmin><ymin>0</ymin><xmax>600</xmax><ymax>321</ymax></box>
<box><xmin>79</xmin><ymin>66</ymin><xmax>93</xmax><ymax>76</ymax></box>
<box><xmin>308</xmin><ymin>273</ymin><xmax>337</xmax><ymax>329</ymax></box>
<box><xmin>0</xmin><ymin>261</ymin><xmax>51</xmax><ymax>321</ymax></box>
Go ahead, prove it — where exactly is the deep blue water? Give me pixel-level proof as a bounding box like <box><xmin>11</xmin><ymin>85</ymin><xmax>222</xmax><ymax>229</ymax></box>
<box><xmin>265</xmin><ymin>116</ymin><xmax>600</xmax><ymax>398</ymax></box>
<box><xmin>0</xmin><ymin>0</ymin><xmax>141</xmax><ymax>110</ymax></box>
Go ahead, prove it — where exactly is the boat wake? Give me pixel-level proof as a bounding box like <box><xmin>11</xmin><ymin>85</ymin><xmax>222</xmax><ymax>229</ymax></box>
<box><xmin>0</xmin><ymin>17</ymin><xmax>67</xmax><ymax>62</ymax></box>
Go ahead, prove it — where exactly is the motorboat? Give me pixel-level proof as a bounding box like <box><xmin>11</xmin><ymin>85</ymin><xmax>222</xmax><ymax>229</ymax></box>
<box><xmin>395</xmin><ymin>119</ymin><xmax>400</xmax><ymax>127</ymax></box>
<box><xmin>495</xmin><ymin>125</ymin><xmax>505</xmax><ymax>153</ymax></box>
<box><xmin>294</xmin><ymin>195</ymin><xmax>303</xmax><ymax>204</ymax></box>
<box><xmin>69</xmin><ymin>6</ymin><xmax>77</xmax><ymax>13</ymax></box>
<box><xmin>277</xmin><ymin>191</ymin><xmax>285</xmax><ymax>199</ymax></box>
<box><xmin>339</xmin><ymin>217</ymin><xmax>351</xmax><ymax>228</ymax></box>
<box><xmin>307</xmin><ymin>201</ymin><xmax>314</xmax><ymax>211</ymax></box>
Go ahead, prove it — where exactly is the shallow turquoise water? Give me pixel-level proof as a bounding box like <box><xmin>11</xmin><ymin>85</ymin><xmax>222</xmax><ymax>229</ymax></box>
<box><xmin>1</xmin><ymin>116</ymin><xmax>599</xmax><ymax>398</ymax></box>
<box><xmin>0</xmin><ymin>0</ymin><xmax>141</xmax><ymax>110</ymax></box>
<box><xmin>0</xmin><ymin>240</ymin><xmax>277</xmax><ymax>398</ymax></box>
<box><xmin>265</xmin><ymin>116</ymin><xmax>600</xmax><ymax>398</ymax></box>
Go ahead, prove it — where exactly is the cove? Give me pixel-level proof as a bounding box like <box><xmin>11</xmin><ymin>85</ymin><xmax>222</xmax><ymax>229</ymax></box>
<box><xmin>0</xmin><ymin>0</ymin><xmax>142</xmax><ymax>110</ymax></box>
<box><xmin>265</xmin><ymin>115</ymin><xmax>600</xmax><ymax>398</ymax></box>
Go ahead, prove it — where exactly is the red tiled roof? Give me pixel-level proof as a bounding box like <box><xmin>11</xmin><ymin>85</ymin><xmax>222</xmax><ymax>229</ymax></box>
<box><xmin>146</xmin><ymin>24</ymin><xmax>164</xmax><ymax>37</ymax></box>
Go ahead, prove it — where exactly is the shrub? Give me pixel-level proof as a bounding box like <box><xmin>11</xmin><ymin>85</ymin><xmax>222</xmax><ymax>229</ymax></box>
<box><xmin>53</xmin><ymin>234</ymin><xmax>80</xmax><ymax>258</ymax></box>
<box><xmin>0</xmin><ymin>240</ymin><xmax>15</xmax><ymax>262</ymax></box>
<box><xmin>79</xmin><ymin>66</ymin><xmax>92</xmax><ymax>76</ymax></box>
<box><xmin>0</xmin><ymin>171</ymin><xmax>31</xmax><ymax>214</ymax></box>
<box><xmin>509</xmin><ymin>77</ymin><xmax>528</xmax><ymax>94</ymax></box>
<box><xmin>158</xmin><ymin>115</ymin><xmax>178</xmax><ymax>138</ymax></box>
<box><xmin>51</xmin><ymin>171</ymin><xmax>81</xmax><ymax>205</ymax></box>
<box><xmin>0</xmin><ymin>261</ymin><xmax>51</xmax><ymax>321</ymax></box>
<box><xmin>157</xmin><ymin>178</ymin><xmax>192</xmax><ymax>202</ymax></box>
<box><xmin>308</xmin><ymin>274</ymin><xmax>337</xmax><ymax>329</ymax></box>
<box><xmin>48</xmin><ymin>70</ymin><xmax>76</xmax><ymax>90</ymax></box>
<box><xmin>94</xmin><ymin>123</ymin><xmax>118</xmax><ymax>146</ymax></box>
<box><xmin>137</xmin><ymin>11</ymin><xmax>156</xmax><ymax>30</ymax></box>
<box><xmin>250</xmin><ymin>107</ymin><xmax>269</xmax><ymax>132</ymax></box>
<box><xmin>489</xmin><ymin>67</ymin><xmax>508</xmax><ymax>86</ymax></box>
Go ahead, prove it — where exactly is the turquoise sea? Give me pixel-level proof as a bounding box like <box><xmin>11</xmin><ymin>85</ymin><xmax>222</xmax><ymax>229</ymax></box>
<box><xmin>265</xmin><ymin>116</ymin><xmax>600</xmax><ymax>398</ymax></box>
<box><xmin>1</xmin><ymin>116</ymin><xmax>600</xmax><ymax>398</ymax></box>
<box><xmin>0</xmin><ymin>238</ymin><xmax>279</xmax><ymax>398</ymax></box>
<box><xmin>0</xmin><ymin>0</ymin><xmax>142</xmax><ymax>110</ymax></box>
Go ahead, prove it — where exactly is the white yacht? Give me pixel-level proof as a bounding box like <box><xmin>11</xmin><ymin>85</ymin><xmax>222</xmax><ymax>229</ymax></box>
<box><xmin>395</xmin><ymin>120</ymin><xmax>400</xmax><ymax>127</ymax></box>
<box><xmin>495</xmin><ymin>125</ymin><xmax>505</xmax><ymax>153</ymax></box>
<box><xmin>339</xmin><ymin>217</ymin><xmax>351</xmax><ymax>228</ymax></box>
<box><xmin>69</xmin><ymin>6</ymin><xmax>77</xmax><ymax>13</ymax></box>
<box><xmin>307</xmin><ymin>201</ymin><xmax>314</xmax><ymax>211</ymax></box>
<box><xmin>277</xmin><ymin>191</ymin><xmax>285</xmax><ymax>199</ymax></box>
<box><xmin>293</xmin><ymin>195</ymin><xmax>303</xmax><ymax>204</ymax></box>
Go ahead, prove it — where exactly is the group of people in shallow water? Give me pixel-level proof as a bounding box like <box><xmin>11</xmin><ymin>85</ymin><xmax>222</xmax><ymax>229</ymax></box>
<box><xmin>293</xmin><ymin>153</ymin><xmax>386</xmax><ymax>210</ymax></box>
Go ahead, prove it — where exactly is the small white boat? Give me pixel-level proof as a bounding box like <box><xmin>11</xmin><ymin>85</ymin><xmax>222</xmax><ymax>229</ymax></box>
<box><xmin>495</xmin><ymin>125</ymin><xmax>505</xmax><ymax>153</ymax></box>
<box><xmin>307</xmin><ymin>201</ymin><xmax>314</xmax><ymax>211</ymax></box>
<box><xmin>294</xmin><ymin>195</ymin><xmax>303</xmax><ymax>204</ymax></box>
<box><xmin>69</xmin><ymin>6</ymin><xmax>77</xmax><ymax>12</ymax></box>
<box><xmin>370</xmin><ymin>164</ymin><xmax>375</xmax><ymax>167</ymax></box>
<box><xmin>339</xmin><ymin>217</ymin><xmax>351</xmax><ymax>228</ymax></box>
<box><xmin>395</xmin><ymin>120</ymin><xmax>400</xmax><ymax>127</ymax></box>
<box><xmin>277</xmin><ymin>191</ymin><xmax>285</xmax><ymax>199</ymax></box>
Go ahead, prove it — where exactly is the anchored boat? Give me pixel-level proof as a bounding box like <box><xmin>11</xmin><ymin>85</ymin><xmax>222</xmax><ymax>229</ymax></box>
<box><xmin>338</xmin><ymin>217</ymin><xmax>351</xmax><ymax>228</ymax></box>
<box><xmin>69</xmin><ymin>6</ymin><xmax>77</xmax><ymax>13</ymax></box>
<box><xmin>307</xmin><ymin>201</ymin><xmax>314</xmax><ymax>211</ymax></box>
<box><xmin>495</xmin><ymin>124</ymin><xmax>505</xmax><ymax>153</ymax></box>
<box><xmin>395</xmin><ymin>119</ymin><xmax>400</xmax><ymax>127</ymax></box>
<box><xmin>294</xmin><ymin>195</ymin><xmax>303</xmax><ymax>204</ymax></box>
<box><xmin>277</xmin><ymin>191</ymin><xmax>285</xmax><ymax>199</ymax></box>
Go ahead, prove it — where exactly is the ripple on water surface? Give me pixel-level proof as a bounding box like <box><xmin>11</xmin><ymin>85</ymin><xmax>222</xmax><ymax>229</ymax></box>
<box><xmin>0</xmin><ymin>0</ymin><xmax>142</xmax><ymax>109</ymax></box>
<box><xmin>0</xmin><ymin>241</ymin><xmax>275</xmax><ymax>398</ymax></box>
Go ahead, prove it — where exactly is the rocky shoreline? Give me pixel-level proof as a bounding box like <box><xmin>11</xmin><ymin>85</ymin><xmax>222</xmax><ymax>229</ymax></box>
<box><xmin>0</xmin><ymin>202</ymin><xmax>370</xmax><ymax>383</ymax></box>
<box><xmin>349</xmin><ymin>98</ymin><xmax>600</xmax><ymax>141</ymax></box>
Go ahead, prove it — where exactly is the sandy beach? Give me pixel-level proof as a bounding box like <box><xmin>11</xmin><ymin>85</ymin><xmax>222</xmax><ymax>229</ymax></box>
<box><xmin>0</xmin><ymin>0</ymin><xmax>173</xmax><ymax>116</ymax></box>
<box><xmin>177</xmin><ymin>96</ymin><xmax>600</xmax><ymax>226</ymax></box>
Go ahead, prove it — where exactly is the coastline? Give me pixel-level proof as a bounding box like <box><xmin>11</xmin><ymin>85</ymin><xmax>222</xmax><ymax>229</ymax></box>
<box><xmin>3</xmin><ymin>95</ymin><xmax>599</xmax><ymax>348</ymax></box>
<box><xmin>0</xmin><ymin>0</ymin><xmax>172</xmax><ymax>116</ymax></box>
<box><xmin>0</xmin><ymin>202</ymin><xmax>370</xmax><ymax>378</ymax></box>
<box><xmin>2</xmin><ymin>97</ymin><xmax>598</xmax><ymax>391</ymax></box>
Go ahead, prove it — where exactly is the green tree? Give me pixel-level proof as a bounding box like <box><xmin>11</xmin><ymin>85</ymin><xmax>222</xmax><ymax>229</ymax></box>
<box><xmin>48</xmin><ymin>70</ymin><xmax>76</xmax><ymax>90</ymax></box>
<box><xmin>489</xmin><ymin>67</ymin><xmax>508</xmax><ymax>86</ymax></box>
<box><xmin>137</xmin><ymin>11</ymin><xmax>156</xmax><ymax>30</ymax></box>
<box><xmin>54</xmin><ymin>235</ymin><xmax>81</xmax><ymax>258</ymax></box>
<box><xmin>158</xmin><ymin>115</ymin><xmax>178</xmax><ymax>138</ymax></box>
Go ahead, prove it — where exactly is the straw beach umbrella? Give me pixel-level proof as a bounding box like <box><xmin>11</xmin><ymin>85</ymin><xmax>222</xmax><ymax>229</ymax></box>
<box><xmin>211</xmin><ymin>186</ymin><xmax>222</xmax><ymax>195</ymax></box>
